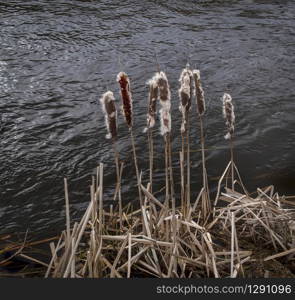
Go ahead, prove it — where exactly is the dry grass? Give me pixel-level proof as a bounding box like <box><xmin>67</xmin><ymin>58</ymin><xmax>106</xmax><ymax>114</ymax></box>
<box><xmin>42</xmin><ymin>165</ymin><xmax>295</xmax><ymax>278</ymax></box>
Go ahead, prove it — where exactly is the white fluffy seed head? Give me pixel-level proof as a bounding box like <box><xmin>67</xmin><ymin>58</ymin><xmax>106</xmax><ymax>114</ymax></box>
<box><xmin>159</xmin><ymin>108</ymin><xmax>171</xmax><ymax>136</ymax></box>
<box><xmin>155</xmin><ymin>71</ymin><xmax>171</xmax><ymax>111</ymax></box>
<box><xmin>100</xmin><ymin>91</ymin><xmax>117</xmax><ymax>139</ymax></box>
<box><xmin>222</xmin><ymin>93</ymin><xmax>235</xmax><ymax>140</ymax></box>
<box><xmin>143</xmin><ymin>76</ymin><xmax>158</xmax><ymax>133</ymax></box>
<box><xmin>179</xmin><ymin>67</ymin><xmax>193</xmax><ymax>133</ymax></box>
<box><xmin>193</xmin><ymin>69</ymin><xmax>205</xmax><ymax>116</ymax></box>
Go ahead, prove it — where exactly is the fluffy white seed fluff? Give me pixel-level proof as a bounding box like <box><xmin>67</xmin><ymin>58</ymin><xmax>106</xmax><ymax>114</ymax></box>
<box><xmin>159</xmin><ymin>108</ymin><xmax>171</xmax><ymax>136</ymax></box>
<box><xmin>222</xmin><ymin>93</ymin><xmax>235</xmax><ymax>140</ymax></box>
<box><xmin>100</xmin><ymin>91</ymin><xmax>117</xmax><ymax>139</ymax></box>
<box><xmin>155</xmin><ymin>71</ymin><xmax>171</xmax><ymax>111</ymax></box>
<box><xmin>179</xmin><ymin>68</ymin><xmax>192</xmax><ymax>133</ymax></box>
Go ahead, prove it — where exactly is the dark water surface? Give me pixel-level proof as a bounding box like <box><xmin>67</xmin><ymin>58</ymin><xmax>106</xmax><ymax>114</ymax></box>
<box><xmin>0</xmin><ymin>0</ymin><xmax>295</xmax><ymax>236</ymax></box>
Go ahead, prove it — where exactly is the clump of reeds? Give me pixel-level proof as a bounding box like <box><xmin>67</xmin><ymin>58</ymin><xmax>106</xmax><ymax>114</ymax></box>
<box><xmin>45</xmin><ymin>161</ymin><xmax>295</xmax><ymax>278</ymax></box>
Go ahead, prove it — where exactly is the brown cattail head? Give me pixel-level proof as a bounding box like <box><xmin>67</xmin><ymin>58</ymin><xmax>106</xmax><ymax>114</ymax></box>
<box><xmin>117</xmin><ymin>72</ymin><xmax>133</xmax><ymax>128</ymax></box>
<box><xmin>179</xmin><ymin>66</ymin><xmax>193</xmax><ymax>133</ymax></box>
<box><xmin>143</xmin><ymin>76</ymin><xmax>158</xmax><ymax>133</ymax></box>
<box><xmin>100</xmin><ymin>91</ymin><xmax>117</xmax><ymax>139</ymax></box>
<box><xmin>193</xmin><ymin>69</ymin><xmax>206</xmax><ymax>116</ymax></box>
<box><xmin>222</xmin><ymin>93</ymin><xmax>235</xmax><ymax>140</ymax></box>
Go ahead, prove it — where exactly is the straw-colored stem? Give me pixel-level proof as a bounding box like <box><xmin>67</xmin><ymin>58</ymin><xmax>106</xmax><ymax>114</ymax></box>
<box><xmin>166</xmin><ymin>133</ymin><xmax>177</xmax><ymax>275</ymax></box>
<box><xmin>130</xmin><ymin>129</ymin><xmax>144</xmax><ymax>208</ymax></box>
<box><xmin>64</xmin><ymin>178</ymin><xmax>71</xmax><ymax>248</ymax></box>
<box><xmin>148</xmin><ymin>129</ymin><xmax>154</xmax><ymax>193</ymax></box>
<box><xmin>180</xmin><ymin>132</ymin><xmax>186</xmax><ymax>212</ymax></box>
<box><xmin>112</xmin><ymin>139</ymin><xmax>123</xmax><ymax>229</ymax></box>
<box><xmin>230</xmin><ymin>136</ymin><xmax>234</xmax><ymax>191</ymax></box>
<box><xmin>186</xmin><ymin>114</ymin><xmax>191</xmax><ymax>214</ymax></box>
<box><xmin>199</xmin><ymin>115</ymin><xmax>210</xmax><ymax>218</ymax></box>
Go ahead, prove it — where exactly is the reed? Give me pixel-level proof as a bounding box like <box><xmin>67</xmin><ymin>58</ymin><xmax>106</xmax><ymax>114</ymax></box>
<box><xmin>117</xmin><ymin>72</ymin><xmax>147</xmax><ymax>236</ymax></box>
<box><xmin>222</xmin><ymin>93</ymin><xmax>235</xmax><ymax>190</ymax></box>
<box><xmin>144</xmin><ymin>75</ymin><xmax>159</xmax><ymax>193</ymax></box>
<box><xmin>178</xmin><ymin>65</ymin><xmax>193</xmax><ymax>214</ymax></box>
<box><xmin>100</xmin><ymin>91</ymin><xmax>122</xmax><ymax>228</ymax></box>
<box><xmin>156</xmin><ymin>71</ymin><xmax>178</xmax><ymax>275</ymax></box>
<box><xmin>193</xmin><ymin>69</ymin><xmax>211</xmax><ymax>220</ymax></box>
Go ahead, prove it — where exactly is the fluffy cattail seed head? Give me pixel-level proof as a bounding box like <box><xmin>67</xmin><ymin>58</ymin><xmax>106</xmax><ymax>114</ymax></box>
<box><xmin>222</xmin><ymin>93</ymin><xmax>235</xmax><ymax>140</ymax></box>
<box><xmin>143</xmin><ymin>76</ymin><xmax>158</xmax><ymax>133</ymax></box>
<box><xmin>155</xmin><ymin>71</ymin><xmax>171</xmax><ymax>111</ymax></box>
<box><xmin>159</xmin><ymin>108</ymin><xmax>171</xmax><ymax>136</ymax></box>
<box><xmin>179</xmin><ymin>67</ymin><xmax>193</xmax><ymax>133</ymax></box>
<box><xmin>100</xmin><ymin>91</ymin><xmax>117</xmax><ymax>139</ymax></box>
<box><xmin>117</xmin><ymin>72</ymin><xmax>133</xmax><ymax>128</ymax></box>
<box><xmin>193</xmin><ymin>70</ymin><xmax>206</xmax><ymax>116</ymax></box>
<box><xmin>156</xmin><ymin>71</ymin><xmax>172</xmax><ymax>136</ymax></box>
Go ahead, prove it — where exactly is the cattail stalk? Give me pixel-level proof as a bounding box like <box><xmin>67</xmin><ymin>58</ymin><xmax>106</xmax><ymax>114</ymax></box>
<box><xmin>193</xmin><ymin>69</ymin><xmax>211</xmax><ymax>219</ymax></box>
<box><xmin>100</xmin><ymin>91</ymin><xmax>123</xmax><ymax>228</ymax></box>
<box><xmin>222</xmin><ymin>93</ymin><xmax>235</xmax><ymax>190</ymax></box>
<box><xmin>157</xmin><ymin>71</ymin><xmax>177</xmax><ymax>274</ymax></box>
<box><xmin>117</xmin><ymin>72</ymin><xmax>144</xmax><ymax>213</ymax></box>
<box><xmin>178</xmin><ymin>66</ymin><xmax>193</xmax><ymax>214</ymax></box>
<box><xmin>144</xmin><ymin>76</ymin><xmax>159</xmax><ymax>193</ymax></box>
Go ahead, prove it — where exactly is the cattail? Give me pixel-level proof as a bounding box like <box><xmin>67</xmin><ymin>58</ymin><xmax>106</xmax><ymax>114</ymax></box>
<box><xmin>193</xmin><ymin>70</ymin><xmax>205</xmax><ymax>116</ymax></box>
<box><xmin>156</xmin><ymin>71</ymin><xmax>171</xmax><ymax>111</ymax></box>
<box><xmin>222</xmin><ymin>93</ymin><xmax>235</xmax><ymax>140</ymax></box>
<box><xmin>100</xmin><ymin>91</ymin><xmax>117</xmax><ymax>139</ymax></box>
<box><xmin>156</xmin><ymin>71</ymin><xmax>171</xmax><ymax>136</ymax></box>
<box><xmin>143</xmin><ymin>76</ymin><xmax>158</xmax><ymax>133</ymax></box>
<box><xmin>179</xmin><ymin>67</ymin><xmax>193</xmax><ymax>133</ymax></box>
<box><xmin>117</xmin><ymin>72</ymin><xmax>133</xmax><ymax>128</ymax></box>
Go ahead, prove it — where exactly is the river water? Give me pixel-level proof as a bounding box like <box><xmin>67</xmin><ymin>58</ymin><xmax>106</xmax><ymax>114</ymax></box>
<box><xmin>0</xmin><ymin>0</ymin><xmax>295</xmax><ymax>236</ymax></box>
